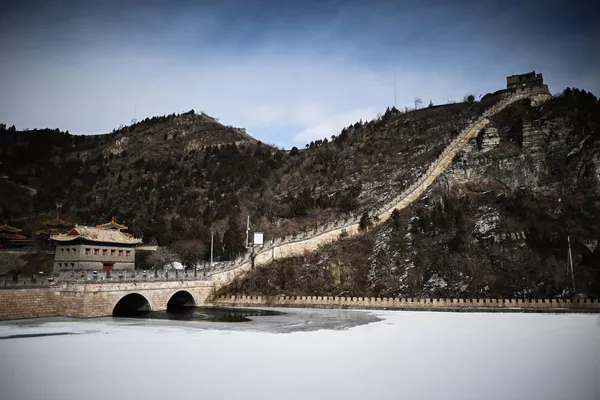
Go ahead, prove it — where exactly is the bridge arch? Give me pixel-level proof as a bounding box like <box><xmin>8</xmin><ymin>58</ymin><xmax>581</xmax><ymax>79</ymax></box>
<box><xmin>167</xmin><ymin>290</ymin><xmax>196</xmax><ymax>311</ymax></box>
<box><xmin>112</xmin><ymin>293</ymin><xmax>152</xmax><ymax>317</ymax></box>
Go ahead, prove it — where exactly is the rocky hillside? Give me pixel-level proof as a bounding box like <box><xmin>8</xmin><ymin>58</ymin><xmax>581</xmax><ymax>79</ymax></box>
<box><xmin>218</xmin><ymin>88</ymin><xmax>600</xmax><ymax>298</ymax></box>
<box><xmin>0</xmin><ymin>101</ymin><xmax>491</xmax><ymax>263</ymax></box>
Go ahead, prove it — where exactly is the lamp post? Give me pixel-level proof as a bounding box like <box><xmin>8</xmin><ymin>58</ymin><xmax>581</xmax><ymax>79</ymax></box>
<box><xmin>210</xmin><ymin>230</ymin><xmax>214</xmax><ymax>266</ymax></box>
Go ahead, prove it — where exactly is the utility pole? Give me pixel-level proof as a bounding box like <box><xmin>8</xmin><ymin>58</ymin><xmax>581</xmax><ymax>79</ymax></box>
<box><xmin>245</xmin><ymin>215</ymin><xmax>250</xmax><ymax>248</ymax></box>
<box><xmin>210</xmin><ymin>230</ymin><xmax>214</xmax><ymax>266</ymax></box>
<box><xmin>568</xmin><ymin>235</ymin><xmax>575</xmax><ymax>294</ymax></box>
<box><xmin>394</xmin><ymin>75</ymin><xmax>397</xmax><ymax>108</ymax></box>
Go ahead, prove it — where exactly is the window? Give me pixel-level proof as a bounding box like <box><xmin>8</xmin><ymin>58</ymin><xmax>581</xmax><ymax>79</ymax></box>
<box><xmin>70</xmin><ymin>263</ymin><xmax>74</xmax><ymax>268</ymax></box>
<box><xmin>102</xmin><ymin>249</ymin><xmax>107</xmax><ymax>256</ymax></box>
<box><xmin>110</xmin><ymin>250</ymin><xmax>115</xmax><ymax>256</ymax></box>
<box><xmin>60</xmin><ymin>248</ymin><xmax>64</xmax><ymax>254</ymax></box>
<box><xmin>85</xmin><ymin>248</ymin><xmax>91</xmax><ymax>255</ymax></box>
<box><xmin>126</xmin><ymin>250</ymin><xmax>131</xmax><ymax>257</ymax></box>
<box><xmin>94</xmin><ymin>249</ymin><xmax>99</xmax><ymax>255</ymax></box>
<box><xmin>72</xmin><ymin>248</ymin><xmax>76</xmax><ymax>253</ymax></box>
<box><xmin>58</xmin><ymin>263</ymin><xmax>62</xmax><ymax>268</ymax></box>
<box><xmin>118</xmin><ymin>250</ymin><xmax>123</xmax><ymax>257</ymax></box>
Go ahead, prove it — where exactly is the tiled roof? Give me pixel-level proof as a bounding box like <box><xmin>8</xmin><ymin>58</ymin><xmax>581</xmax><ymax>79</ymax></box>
<box><xmin>96</xmin><ymin>217</ymin><xmax>128</xmax><ymax>231</ymax></box>
<box><xmin>51</xmin><ymin>226</ymin><xmax>142</xmax><ymax>245</ymax></box>
<box><xmin>0</xmin><ymin>232</ymin><xmax>26</xmax><ymax>240</ymax></box>
<box><xmin>43</xmin><ymin>216</ymin><xmax>73</xmax><ymax>228</ymax></box>
<box><xmin>0</xmin><ymin>221</ymin><xmax>23</xmax><ymax>233</ymax></box>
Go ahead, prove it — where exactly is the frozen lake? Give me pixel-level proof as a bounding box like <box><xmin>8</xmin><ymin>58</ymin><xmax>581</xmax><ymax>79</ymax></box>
<box><xmin>1</xmin><ymin>308</ymin><xmax>599</xmax><ymax>400</ymax></box>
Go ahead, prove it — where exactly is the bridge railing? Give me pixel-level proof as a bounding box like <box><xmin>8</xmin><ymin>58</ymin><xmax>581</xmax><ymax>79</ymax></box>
<box><xmin>1</xmin><ymin>275</ymin><xmax>56</xmax><ymax>288</ymax></box>
<box><xmin>54</xmin><ymin>269</ymin><xmax>213</xmax><ymax>283</ymax></box>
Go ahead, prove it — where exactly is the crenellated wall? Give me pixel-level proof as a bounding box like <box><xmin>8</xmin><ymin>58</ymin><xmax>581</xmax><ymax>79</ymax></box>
<box><xmin>209</xmin><ymin>88</ymin><xmax>553</xmax><ymax>288</ymax></box>
<box><xmin>213</xmin><ymin>294</ymin><xmax>600</xmax><ymax>312</ymax></box>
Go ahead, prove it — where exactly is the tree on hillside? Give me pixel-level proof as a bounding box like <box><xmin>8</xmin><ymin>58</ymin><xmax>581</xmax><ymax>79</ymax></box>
<box><xmin>171</xmin><ymin>240</ymin><xmax>205</xmax><ymax>269</ymax></box>
<box><xmin>359</xmin><ymin>212</ymin><xmax>373</xmax><ymax>231</ymax></box>
<box><xmin>390</xmin><ymin>208</ymin><xmax>402</xmax><ymax>228</ymax></box>
<box><xmin>414</xmin><ymin>98</ymin><xmax>423</xmax><ymax>109</ymax></box>
<box><xmin>290</xmin><ymin>146</ymin><xmax>299</xmax><ymax>156</ymax></box>
<box><xmin>222</xmin><ymin>216</ymin><xmax>246</xmax><ymax>260</ymax></box>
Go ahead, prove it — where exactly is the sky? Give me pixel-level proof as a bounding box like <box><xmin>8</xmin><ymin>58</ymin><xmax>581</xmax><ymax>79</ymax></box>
<box><xmin>1</xmin><ymin>0</ymin><xmax>599</xmax><ymax>149</ymax></box>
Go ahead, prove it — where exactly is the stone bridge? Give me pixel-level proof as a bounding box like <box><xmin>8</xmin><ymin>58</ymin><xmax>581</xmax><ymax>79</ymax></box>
<box><xmin>0</xmin><ymin>278</ymin><xmax>214</xmax><ymax>320</ymax></box>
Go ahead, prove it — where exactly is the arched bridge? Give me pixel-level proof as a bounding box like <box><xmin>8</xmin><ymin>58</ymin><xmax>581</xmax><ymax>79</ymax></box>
<box><xmin>58</xmin><ymin>280</ymin><xmax>213</xmax><ymax>318</ymax></box>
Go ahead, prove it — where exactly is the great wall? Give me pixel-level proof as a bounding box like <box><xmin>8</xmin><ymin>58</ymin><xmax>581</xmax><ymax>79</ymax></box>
<box><xmin>206</xmin><ymin>87</ymin><xmax>553</xmax><ymax>288</ymax></box>
<box><xmin>4</xmin><ymin>86</ymin><xmax>585</xmax><ymax>321</ymax></box>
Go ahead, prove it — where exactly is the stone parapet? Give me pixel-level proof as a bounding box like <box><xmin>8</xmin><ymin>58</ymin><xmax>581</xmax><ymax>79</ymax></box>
<box><xmin>0</xmin><ymin>269</ymin><xmax>212</xmax><ymax>288</ymax></box>
<box><xmin>213</xmin><ymin>295</ymin><xmax>600</xmax><ymax>312</ymax></box>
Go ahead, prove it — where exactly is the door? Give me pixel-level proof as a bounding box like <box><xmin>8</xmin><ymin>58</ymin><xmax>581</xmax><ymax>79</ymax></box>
<box><xmin>103</xmin><ymin>262</ymin><xmax>114</xmax><ymax>277</ymax></box>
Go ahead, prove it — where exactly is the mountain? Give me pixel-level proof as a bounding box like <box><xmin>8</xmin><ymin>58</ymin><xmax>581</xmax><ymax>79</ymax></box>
<box><xmin>2</xmin><ymin>87</ymin><xmax>600</xmax><ymax>298</ymax></box>
<box><xmin>1</xmin><ymin>100</ymin><xmax>490</xmax><ymax>263</ymax></box>
<box><xmin>217</xmin><ymin>88</ymin><xmax>600</xmax><ymax>298</ymax></box>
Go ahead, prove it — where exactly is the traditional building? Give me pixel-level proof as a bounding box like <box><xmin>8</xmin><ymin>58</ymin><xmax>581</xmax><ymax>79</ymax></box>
<box><xmin>51</xmin><ymin>222</ymin><xmax>142</xmax><ymax>275</ymax></box>
<box><xmin>481</xmin><ymin>71</ymin><xmax>550</xmax><ymax>103</ymax></box>
<box><xmin>506</xmin><ymin>71</ymin><xmax>547</xmax><ymax>91</ymax></box>
<box><xmin>96</xmin><ymin>217</ymin><xmax>128</xmax><ymax>232</ymax></box>
<box><xmin>0</xmin><ymin>221</ymin><xmax>30</xmax><ymax>249</ymax></box>
<box><xmin>36</xmin><ymin>215</ymin><xmax>74</xmax><ymax>249</ymax></box>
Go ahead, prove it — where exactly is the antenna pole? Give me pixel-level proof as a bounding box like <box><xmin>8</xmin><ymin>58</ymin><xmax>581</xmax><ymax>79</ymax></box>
<box><xmin>394</xmin><ymin>75</ymin><xmax>397</xmax><ymax>107</ymax></box>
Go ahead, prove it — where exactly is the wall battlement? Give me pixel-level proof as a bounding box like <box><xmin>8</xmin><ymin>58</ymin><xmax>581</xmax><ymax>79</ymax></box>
<box><xmin>1</xmin><ymin>269</ymin><xmax>211</xmax><ymax>289</ymax></box>
<box><xmin>214</xmin><ymin>294</ymin><xmax>600</xmax><ymax>312</ymax></box>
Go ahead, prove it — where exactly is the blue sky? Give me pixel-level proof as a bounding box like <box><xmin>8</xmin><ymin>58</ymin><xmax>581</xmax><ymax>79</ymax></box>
<box><xmin>1</xmin><ymin>0</ymin><xmax>598</xmax><ymax>148</ymax></box>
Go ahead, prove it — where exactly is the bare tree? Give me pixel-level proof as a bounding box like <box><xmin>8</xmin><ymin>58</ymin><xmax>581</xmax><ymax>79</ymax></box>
<box><xmin>171</xmin><ymin>240</ymin><xmax>206</xmax><ymax>269</ymax></box>
<box><xmin>414</xmin><ymin>97</ymin><xmax>423</xmax><ymax>109</ymax></box>
<box><xmin>463</xmin><ymin>94</ymin><xmax>475</xmax><ymax>103</ymax></box>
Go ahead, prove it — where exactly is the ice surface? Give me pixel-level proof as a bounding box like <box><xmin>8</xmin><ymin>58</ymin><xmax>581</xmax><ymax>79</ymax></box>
<box><xmin>1</xmin><ymin>309</ymin><xmax>599</xmax><ymax>400</ymax></box>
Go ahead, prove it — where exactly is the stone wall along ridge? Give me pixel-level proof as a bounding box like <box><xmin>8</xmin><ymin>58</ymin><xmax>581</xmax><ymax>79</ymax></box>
<box><xmin>208</xmin><ymin>90</ymin><xmax>551</xmax><ymax>286</ymax></box>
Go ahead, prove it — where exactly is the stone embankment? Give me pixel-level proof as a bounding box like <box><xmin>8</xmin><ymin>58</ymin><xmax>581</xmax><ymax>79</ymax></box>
<box><xmin>209</xmin><ymin>88</ymin><xmax>552</xmax><ymax>288</ymax></box>
<box><xmin>214</xmin><ymin>294</ymin><xmax>600</xmax><ymax>313</ymax></box>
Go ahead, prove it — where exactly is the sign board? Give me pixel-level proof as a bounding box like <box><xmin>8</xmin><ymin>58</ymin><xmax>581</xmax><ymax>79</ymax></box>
<box><xmin>253</xmin><ymin>232</ymin><xmax>264</xmax><ymax>246</ymax></box>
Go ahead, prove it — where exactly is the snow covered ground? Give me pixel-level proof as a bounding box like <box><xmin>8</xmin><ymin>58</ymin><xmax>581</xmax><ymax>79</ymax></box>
<box><xmin>1</xmin><ymin>309</ymin><xmax>599</xmax><ymax>400</ymax></box>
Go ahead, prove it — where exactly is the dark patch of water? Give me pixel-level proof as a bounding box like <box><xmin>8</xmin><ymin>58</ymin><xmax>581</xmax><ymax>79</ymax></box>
<box><xmin>114</xmin><ymin>306</ymin><xmax>284</xmax><ymax>322</ymax></box>
<box><xmin>0</xmin><ymin>332</ymin><xmax>79</xmax><ymax>340</ymax></box>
